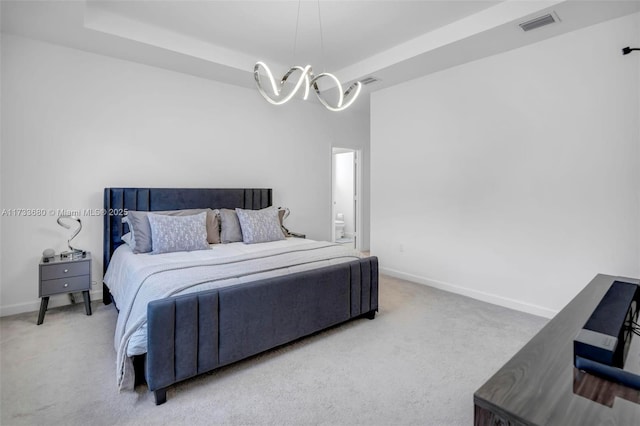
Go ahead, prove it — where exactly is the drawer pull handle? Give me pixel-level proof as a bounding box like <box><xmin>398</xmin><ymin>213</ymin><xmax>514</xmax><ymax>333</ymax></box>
<box><xmin>64</xmin><ymin>269</ymin><xmax>69</xmax><ymax>273</ymax></box>
<box><xmin>64</xmin><ymin>283</ymin><xmax>69</xmax><ymax>288</ymax></box>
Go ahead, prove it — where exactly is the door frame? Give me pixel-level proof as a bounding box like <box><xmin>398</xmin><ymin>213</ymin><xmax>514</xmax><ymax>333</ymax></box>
<box><xmin>331</xmin><ymin>147</ymin><xmax>362</xmax><ymax>250</ymax></box>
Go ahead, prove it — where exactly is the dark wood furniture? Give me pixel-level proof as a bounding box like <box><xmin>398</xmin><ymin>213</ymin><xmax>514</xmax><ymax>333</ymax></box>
<box><xmin>474</xmin><ymin>274</ymin><xmax>640</xmax><ymax>425</ymax></box>
<box><xmin>38</xmin><ymin>252</ymin><xmax>92</xmax><ymax>325</ymax></box>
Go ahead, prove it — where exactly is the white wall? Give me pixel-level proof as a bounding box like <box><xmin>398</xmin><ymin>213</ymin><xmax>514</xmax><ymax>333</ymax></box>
<box><xmin>0</xmin><ymin>34</ymin><xmax>370</xmax><ymax>315</ymax></box>
<box><xmin>0</xmin><ymin>25</ymin><xmax>3</xmax><ymax>315</ymax></box>
<box><xmin>371</xmin><ymin>13</ymin><xmax>640</xmax><ymax>318</ymax></box>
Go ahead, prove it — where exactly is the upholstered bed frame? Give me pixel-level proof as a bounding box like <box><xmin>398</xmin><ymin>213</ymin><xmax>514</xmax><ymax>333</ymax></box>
<box><xmin>103</xmin><ymin>188</ymin><xmax>379</xmax><ymax>404</ymax></box>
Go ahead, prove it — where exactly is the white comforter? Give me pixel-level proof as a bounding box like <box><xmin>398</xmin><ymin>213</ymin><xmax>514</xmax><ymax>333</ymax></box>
<box><xmin>103</xmin><ymin>238</ymin><xmax>362</xmax><ymax>390</ymax></box>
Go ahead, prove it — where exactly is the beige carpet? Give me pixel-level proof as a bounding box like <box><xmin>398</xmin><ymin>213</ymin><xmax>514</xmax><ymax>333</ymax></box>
<box><xmin>0</xmin><ymin>275</ymin><xmax>547</xmax><ymax>425</ymax></box>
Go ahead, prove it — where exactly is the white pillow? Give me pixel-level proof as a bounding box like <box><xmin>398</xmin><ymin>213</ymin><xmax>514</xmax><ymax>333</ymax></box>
<box><xmin>121</xmin><ymin>232</ymin><xmax>134</xmax><ymax>248</ymax></box>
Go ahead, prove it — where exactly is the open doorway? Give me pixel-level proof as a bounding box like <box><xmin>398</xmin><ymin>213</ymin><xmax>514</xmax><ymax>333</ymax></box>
<box><xmin>332</xmin><ymin>147</ymin><xmax>361</xmax><ymax>250</ymax></box>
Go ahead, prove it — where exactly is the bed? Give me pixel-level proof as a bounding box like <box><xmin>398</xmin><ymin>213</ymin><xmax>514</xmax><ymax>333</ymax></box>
<box><xmin>103</xmin><ymin>188</ymin><xmax>379</xmax><ymax>405</ymax></box>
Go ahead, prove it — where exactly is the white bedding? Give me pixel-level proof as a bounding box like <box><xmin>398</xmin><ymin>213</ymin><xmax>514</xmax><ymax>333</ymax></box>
<box><xmin>103</xmin><ymin>238</ymin><xmax>362</xmax><ymax>390</ymax></box>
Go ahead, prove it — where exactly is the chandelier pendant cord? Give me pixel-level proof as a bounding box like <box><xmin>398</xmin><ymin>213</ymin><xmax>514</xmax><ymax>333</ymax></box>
<box><xmin>293</xmin><ymin>0</ymin><xmax>302</xmax><ymax>62</ymax></box>
<box><xmin>317</xmin><ymin>0</ymin><xmax>325</xmax><ymax>73</ymax></box>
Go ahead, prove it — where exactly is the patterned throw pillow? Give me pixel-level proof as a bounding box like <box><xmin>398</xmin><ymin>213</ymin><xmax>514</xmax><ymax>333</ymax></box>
<box><xmin>123</xmin><ymin>208</ymin><xmax>220</xmax><ymax>253</ymax></box>
<box><xmin>235</xmin><ymin>207</ymin><xmax>285</xmax><ymax>244</ymax></box>
<box><xmin>147</xmin><ymin>212</ymin><xmax>209</xmax><ymax>254</ymax></box>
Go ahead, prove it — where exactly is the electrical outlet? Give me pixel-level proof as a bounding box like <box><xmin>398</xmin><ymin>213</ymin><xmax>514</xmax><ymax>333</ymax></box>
<box><xmin>399</xmin><ymin>244</ymin><xmax>404</xmax><ymax>253</ymax></box>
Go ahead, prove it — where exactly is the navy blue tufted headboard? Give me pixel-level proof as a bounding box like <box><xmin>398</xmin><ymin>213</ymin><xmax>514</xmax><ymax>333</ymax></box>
<box><xmin>103</xmin><ymin>188</ymin><xmax>272</xmax><ymax>273</ymax></box>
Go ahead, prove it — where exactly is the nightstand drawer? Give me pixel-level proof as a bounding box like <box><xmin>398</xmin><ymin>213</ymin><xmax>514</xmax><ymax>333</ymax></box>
<box><xmin>40</xmin><ymin>275</ymin><xmax>90</xmax><ymax>296</ymax></box>
<box><xmin>37</xmin><ymin>252</ymin><xmax>92</xmax><ymax>325</ymax></box>
<box><xmin>40</xmin><ymin>261</ymin><xmax>90</xmax><ymax>280</ymax></box>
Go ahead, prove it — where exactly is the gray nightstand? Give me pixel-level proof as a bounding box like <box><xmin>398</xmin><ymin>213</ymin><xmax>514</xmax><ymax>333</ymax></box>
<box><xmin>38</xmin><ymin>252</ymin><xmax>92</xmax><ymax>325</ymax></box>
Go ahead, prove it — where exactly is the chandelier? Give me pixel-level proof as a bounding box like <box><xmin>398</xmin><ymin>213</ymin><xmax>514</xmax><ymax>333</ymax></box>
<box><xmin>253</xmin><ymin>1</ymin><xmax>362</xmax><ymax>112</ymax></box>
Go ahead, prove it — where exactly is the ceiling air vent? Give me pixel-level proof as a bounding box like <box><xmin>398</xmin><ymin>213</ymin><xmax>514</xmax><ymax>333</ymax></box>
<box><xmin>360</xmin><ymin>76</ymin><xmax>379</xmax><ymax>85</ymax></box>
<box><xmin>519</xmin><ymin>12</ymin><xmax>559</xmax><ymax>32</ymax></box>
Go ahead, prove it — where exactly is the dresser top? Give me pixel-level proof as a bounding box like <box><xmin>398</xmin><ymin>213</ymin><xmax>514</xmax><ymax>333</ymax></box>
<box><xmin>40</xmin><ymin>252</ymin><xmax>91</xmax><ymax>266</ymax></box>
<box><xmin>474</xmin><ymin>273</ymin><xmax>640</xmax><ymax>425</ymax></box>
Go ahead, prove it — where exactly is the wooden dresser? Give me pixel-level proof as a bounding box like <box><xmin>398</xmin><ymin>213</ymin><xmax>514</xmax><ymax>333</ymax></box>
<box><xmin>474</xmin><ymin>274</ymin><xmax>640</xmax><ymax>425</ymax></box>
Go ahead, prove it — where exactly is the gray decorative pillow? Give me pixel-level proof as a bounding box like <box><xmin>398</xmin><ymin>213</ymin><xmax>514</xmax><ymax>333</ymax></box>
<box><xmin>219</xmin><ymin>208</ymin><xmax>243</xmax><ymax>243</ymax></box>
<box><xmin>122</xmin><ymin>216</ymin><xmax>137</xmax><ymax>248</ymax></box>
<box><xmin>123</xmin><ymin>208</ymin><xmax>219</xmax><ymax>253</ymax></box>
<box><xmin>147</xmin><ymin>212</ymin><xmax>209</xmax><ymax>254</ymax></box>
<box><xmin>236</xmin><ymin>207</ymin><xmax>285</xmax><ymax>244</ymax></box>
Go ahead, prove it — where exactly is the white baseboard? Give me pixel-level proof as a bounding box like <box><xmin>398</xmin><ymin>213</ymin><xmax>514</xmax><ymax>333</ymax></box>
<box><xmin>4</xmin><ymin>272</ymin><xmax>556</xmax><ymax>319</ymax></box>
<box><xmin>0</xmin><ymin>288</ymin><xmax>104</xmax><ymax>317</ymax></box>
<box><xmin>381</xmin><ymin>267</ymin><xmax>557</xmax><ymax>319</ymax></box>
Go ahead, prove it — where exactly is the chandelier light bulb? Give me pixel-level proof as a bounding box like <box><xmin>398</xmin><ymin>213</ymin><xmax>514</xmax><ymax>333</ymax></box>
<box><xmin>255</xmin><ymin>0</ymin><xmax>360</xmax><ymax>111</ymax></box>
<box><xmin>254</xmin><ymin>61</ymin><xmax>361</xmax><ymax>112</ymax></box>
<box><xmin>254</xmin><ymin>62</ymin><xmax>311</xmax><ymax>105</ymax></box>
<box><xmin>310</xmin><ymin>72</ymin><xmax>362</xmax><ymax>112</ymax></box>
<box><xmin>338</xmin><ymin>81</ymin><xmax>362</xmax><ymax>112</ymax></box>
